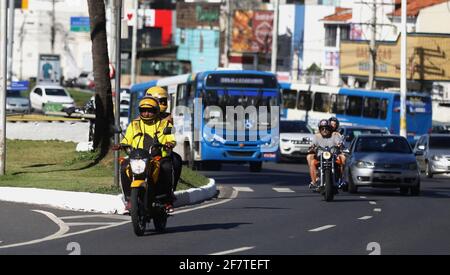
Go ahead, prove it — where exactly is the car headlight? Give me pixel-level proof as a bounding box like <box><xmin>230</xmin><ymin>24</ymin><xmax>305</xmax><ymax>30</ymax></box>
<box><xmin>408</xmin><ymin>163</ymin><xmax>418</xmax><ymax>170</ymax></box>
<box><xmin>322</xmin><ymin>152</ymin><xmax>332</xmax><ymax>160</ymax></box>
<box><xmin>432</xmin><ymin>155</ymin><xmax>445</xmax><ymax>161</ymax></box>
<box><xmin>355</xmin><ymin>161</ymin><xmax>375</xmax><ymax>169</ymax></box>
<box><xmin>130</xmin><ymin>159</ymin><xmax>147</xmax><ymax>174</ymax></box>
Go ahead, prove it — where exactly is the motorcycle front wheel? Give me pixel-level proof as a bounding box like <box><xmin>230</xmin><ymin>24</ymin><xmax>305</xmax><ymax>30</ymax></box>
<box><xmin>131</xmin><ymin>188</ymin><xmax>147</xmax><ymax>236</ymax></box>
<box><xmin>324</xmin><ymin>169</ymin><xmax>334</xmax><ymax>202</ymax></box>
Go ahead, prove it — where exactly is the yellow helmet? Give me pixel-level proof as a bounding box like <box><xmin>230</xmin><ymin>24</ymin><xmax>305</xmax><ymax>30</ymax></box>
<box><xmin>146</xmin><ymin>86</ymin><xmax>168</xmax><ymax>113</ymax></box>
<box><xmin>138</xmin><ymin>96</ymin><xmax>160</xmax><ymax>121</ymax></box>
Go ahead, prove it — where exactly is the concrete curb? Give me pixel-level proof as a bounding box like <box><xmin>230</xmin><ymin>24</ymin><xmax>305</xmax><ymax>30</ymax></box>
<box><xmin>0</xmin><ymin>178</ymin><xmax>217</xmax><ymax>215</ymax></box>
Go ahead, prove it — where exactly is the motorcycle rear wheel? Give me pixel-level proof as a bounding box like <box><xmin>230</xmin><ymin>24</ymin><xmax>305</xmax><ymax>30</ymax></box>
<box><xmin>131</xmin><ymin>188</ymin><xmax>147</xmax><ymax>236</ymax></box>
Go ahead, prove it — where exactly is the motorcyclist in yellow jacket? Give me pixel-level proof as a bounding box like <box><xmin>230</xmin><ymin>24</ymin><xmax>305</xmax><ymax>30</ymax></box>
<box><xmin>145</xmin><ymin>86</ymin><xmax>183</xmax><ymax>193</ymax></box>
<box><xmin>120</xmin><ymin>96</ymin><xmax>176</xmax><ymax>212</ymax></box>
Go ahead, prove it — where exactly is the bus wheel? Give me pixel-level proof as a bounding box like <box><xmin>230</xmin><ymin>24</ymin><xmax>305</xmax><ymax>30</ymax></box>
<box><xmin>249</xmin><ymin>162</ymin><xmax>262</xmax><ymax>173</ymax></box>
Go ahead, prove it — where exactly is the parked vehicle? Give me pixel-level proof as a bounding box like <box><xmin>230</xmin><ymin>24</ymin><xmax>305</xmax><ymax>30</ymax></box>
<box><xmin>345</xmin><ymin>135</ymin><xmax>420</xmax><ymax>195</ymax></box>
<box><xmin>76</xmin><ymin>71</ymin><xmax>94</xmax><ymax>90</ymax></box>
<box><xmin>6</xmin><ymin>89</ymin><xmax>30</xmax><ymax>114</ymax></box>
<box><xmin>279</xmin><ymin>120</ymin><xmax>314</xmax><ymax>160</ymax></box>
<box><xmin>29</xmin><ymin>85</ymin><xmax>75</xmax><ymax>112</ymax></box>
<box><xmin>339</xmin><ymin>125</ymin><xmax>390</xmax><ymax>149</ymax></box>
<box><xmin>413</xmin><ymin>134</ymin><xmax>450</xmax><ymax>178</ymax></box>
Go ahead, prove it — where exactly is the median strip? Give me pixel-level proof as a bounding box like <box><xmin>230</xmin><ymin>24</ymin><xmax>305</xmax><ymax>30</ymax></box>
<box><xmin>308</xmin><ymin>225</ymin><xmax>336</xmax><ymax>232</ymax></box>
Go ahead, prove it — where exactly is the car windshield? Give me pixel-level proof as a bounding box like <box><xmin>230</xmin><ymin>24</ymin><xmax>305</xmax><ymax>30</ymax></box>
<box><xmin>280</xmin><ymin>121</ymin><xmax>313</xmax><ymax>133</ymax></box>
<box><xmin>345</xmin><ymin>128</ymin><xmax>388</xmax><ymax>141</ymax></box>
<box><xmin>46</xmin><ymin>89</ymin><xmax>68</xmax><ymax>96</ymax></box>
<box><xmin>355</xmin><ymin>137</ymin><xmax>412</xmax><ymax>154</ymax></box>
<box><xmin>429</xmin><ymin>136</ymin><xmax>450</xmax><ymax>149</ymax></box>
<box><xmin>7</xmin><ymin>90</ymin><xmax>23</xmax><ymax>98</ymax></box>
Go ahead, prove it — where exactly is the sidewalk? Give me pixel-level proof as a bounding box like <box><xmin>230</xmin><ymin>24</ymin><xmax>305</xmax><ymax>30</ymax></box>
<box><xmin>0</xmin><ymin>179</ymin><xmax>217</xmax><ymax>215</ymax></box>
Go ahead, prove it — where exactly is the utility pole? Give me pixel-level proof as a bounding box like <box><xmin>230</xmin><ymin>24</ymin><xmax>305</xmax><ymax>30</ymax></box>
<box><xmin>0</xmin><ymin>0</ymin><xmax>8</xmax><ymax>176</ymax></box>
<box><xmin>130</xmin><ymin>0</ymin><xmax>138</xmax><ymax>86</ymax></box>
<box><xmin>114</xmin><ymin>0</ymin><xmax>123</xmax><ymax>189</ymax></box>
<box><xmin>7</xmin><ymin>0</ymin><xmax>14</xmax><ymax>83</ymax></box>
<box><xmin>368</xmin><ymin>1</ymin><xmax>377</xmax><ymax>89</ymax></box>
<box><xmin>223</xmin><ymin>0</ymin><xmax>231</xmax><ymax>68</ymax></box>
<box><xmin>51</xmin><ymin>0</ymin><xmax>56</xmax><ymax>53</ymax></box>
<box><xmin>270</xmin><ymin>0</ymin><xmax>279</xmax><ymax>73</ymax></box>
<box><xmin>400</xmin><ymin>0</ymin><xmax>407</xmax><ymax>138</ymax></box>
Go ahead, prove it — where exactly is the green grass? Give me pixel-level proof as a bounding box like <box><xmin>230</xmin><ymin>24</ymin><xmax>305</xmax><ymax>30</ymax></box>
<box><xmin>67</xmin><ymin>88</ymin><xmax>94</xmax><ymax>108</ymax></box>
<box><xmin>0</xmin><ymin>140</ymin><xmax>209</xmax><ymax>194</ymax></box>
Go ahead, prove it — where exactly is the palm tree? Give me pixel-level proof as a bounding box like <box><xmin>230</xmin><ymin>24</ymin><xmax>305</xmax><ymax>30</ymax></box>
<box><xmin>87</xmin><ymin>0</ymin><xmax>114</xmax><ymax>162</ymax></box>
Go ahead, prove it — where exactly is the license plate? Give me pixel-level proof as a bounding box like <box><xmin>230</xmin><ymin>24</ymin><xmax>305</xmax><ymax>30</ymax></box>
<box><xmin>264</xmin><ymin>153</ymin><xmax>277</xmax><ymax>158</ymax></box>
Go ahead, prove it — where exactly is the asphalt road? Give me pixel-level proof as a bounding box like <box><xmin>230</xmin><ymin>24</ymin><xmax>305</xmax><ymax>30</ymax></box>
<box><xmin>1</xmin><ymin>161</ymin><xmax>450</xmax><ymax>255</ymax></box>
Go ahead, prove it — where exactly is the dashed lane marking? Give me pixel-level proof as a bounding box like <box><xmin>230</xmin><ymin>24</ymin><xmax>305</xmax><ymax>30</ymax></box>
<box><xmin>272</xmin><ymin>188</ymin><xmax>295</xmax><ymax>193</ymax></box>
<box><xmin>308</xmin><ymin>225</ymin><xmax>336</xmax><ymax>232</ymax></box>
<box><xmin>233</xmin><ymin>187</ymin><xmax>254</xmax><ymax>192</ymax></box>
<box><xmin>374</xmin><ymin>208</ymin><xmax>382</xmax><ymax>212</ymax></box>
<box><xmin>210</xmin><ymin>246</ymin><xmax>255</xmax><ymax>256</ymax></box>
<box><xmin>369</xmin><ymin>201</ymin><xmax>377</xmax><ymax>205</ymax></box>
<box><xmin>358</xmin><ymin>216</ymin><xmax>373</xmax><ymax>220</ymax></box>
<box><xmin>360</xmin><ymin>196</ymin><xmax>367</xmax><ymax>199</ymax></box>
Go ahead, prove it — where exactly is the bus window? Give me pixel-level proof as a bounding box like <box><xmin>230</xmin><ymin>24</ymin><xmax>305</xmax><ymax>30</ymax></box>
<box><xmin>363</xmin><ymin>97</ymin><xmax>380</xmax><ymax>118</ymax></box>
<box><xmin>297</xmin><ymin>91</ymin><xmax>312</xmax><ymax>110</ymax></box>
<box><xmin>346</xmin><ymin>96</ymin><xmax>363</xmax><ymax>116</ymax></box>
<box><xmin>380</xmin><ymin>99</ymin><xmax>388</xmax><ymax>119</ymax></box>
<box><xmin>282</xmin><ymin>89</ymin><xmax>297</xmax><ymax>109</ymax></box>
<box><xmin>313</xmin><ymin>92</ymin><xmax>331</xmax><ymax>113</ymax></box>
<box><xmin>331</xmin><ymin>94</ymin><xmax>347</xmax><ymax>114</ymax></box>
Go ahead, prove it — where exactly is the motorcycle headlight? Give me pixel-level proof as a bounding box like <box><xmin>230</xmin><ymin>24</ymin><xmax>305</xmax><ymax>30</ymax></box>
<box><xmin>322</xmin><ymin>151</ymin><xmax>332</xmax><ymax>160</ymax></box>
<box><xmin>130</xmin><ymin>159</ymin><xmax>147</xmax><ymax>174</ymax></box>
<box><xmin>356</xmin><ymin>161</ymin><xmax>375</xmax><ymax>169</ymax></box>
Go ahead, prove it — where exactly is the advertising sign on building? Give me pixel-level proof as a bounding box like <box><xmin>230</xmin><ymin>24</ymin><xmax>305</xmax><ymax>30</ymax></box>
<box><xmin>176</xmin><ymin>2</ymin><xmax>220</xmax><ymax>29</ymax></box>
<box><xmin>340</xmin><ymin>34</ymin><xmax>450</xmax><ymax>81</ymax></box>
<box><xmin>231</xmin><ymin>10</ymin><xmax>274</xmax><ymax>53</ymax></box>
<box><xmin>37</xmin><ymin>54</ymin><xmax>61</xmax><ymax>84</ymax></box>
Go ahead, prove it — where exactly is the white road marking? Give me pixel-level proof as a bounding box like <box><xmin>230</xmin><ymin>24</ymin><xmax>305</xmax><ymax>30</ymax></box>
<box><xmin>273</xmin><ymin>188</ymin><xmax>295</xmax><ymax>193</ymax></box>
<box><xmin>66</xmin><ymin>222</ymin><xmax>119</xmax><ymax>226</ymax></box>
<box><xmin>60</xmin><ymin>214</ymin><xmax>130</xmax><ymax>221</ymax></box>
<box><xmin>360</xmin><ymin>196</ymin><xmax>367</xmax><ymax>199</ymax></box>
<box><xmin>233</xmin><ymin>187</ymin><xmax>254</xmax><ymax>192</ymax></box>
<box><xmin>374</xmin><ymin>208</ymin><xmax>382</xmax><ymax>212</ymax></box>
<box><xmin>358</xmin><ymin>216</ymin><xmax>373</xmax><ymax>220</ymax></box>
<box><xmin>0</xmin><ymin>210</ymin><xmax>70</xmax><ymax>249</ymax></box>
<box><xmin>0</xmin><ymin>187</ymin><xmax>240</xmax><ymax>249</ymax></box>
<box><xmin>174</xmin><ymin>188</ymin><xmax>239</xmax><ymax>215</ymax></box>
<box><xmin>209</xmin><ymin>246</ymin><xmax>255</xmax><ymax>255</ymax></box>
<box><xmin>308</xmin><ymin>225</ymin><xmax>336</xmax><ymax>232</ymax></box>
<box><xmin>369</xmin><ymin>201</ymin><xmax>377</xmax><ymax>205</ymax></box>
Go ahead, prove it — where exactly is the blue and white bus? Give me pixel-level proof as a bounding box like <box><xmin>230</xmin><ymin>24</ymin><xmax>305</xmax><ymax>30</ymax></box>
<box><xmin>130</xmin><ymin>70</ymin><xmax>281</xmax><ymax>172</ymax></box>
<box><xmin>280</xmin><ymin>83</ymin><xmax>432</xmax><ymax>143</ymax></box>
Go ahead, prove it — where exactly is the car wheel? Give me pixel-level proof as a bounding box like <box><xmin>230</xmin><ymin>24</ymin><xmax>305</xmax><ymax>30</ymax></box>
<box><xmin>348</xmin><ymin>171</ymin><xmax>358</xmax><ymax>194</ymax></box>
<box><xmin>425</xmin><ymin>162</ymin><xmax>433</xmax><ymax>178</ymax></box>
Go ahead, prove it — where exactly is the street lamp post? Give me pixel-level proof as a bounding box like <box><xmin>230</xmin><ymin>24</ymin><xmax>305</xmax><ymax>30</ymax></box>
<box><xmin>400</xmin><ymin>0</ymin><xmax>407</xmax><ymax>138</ymax></box>
<box><xmin>0</xmin><ymin>0</ymin><xmax>8</xmax><ymax>175</ymax></box>
<box><xmin>114</xmin><ymin>0</ymin><xmax>122</xmax><ymax>189</ymax></box>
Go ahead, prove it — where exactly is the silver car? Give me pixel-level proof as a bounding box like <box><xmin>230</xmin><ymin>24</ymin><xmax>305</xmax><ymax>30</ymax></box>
<box><xmin>413</xmin><ymin>134</ymin><xmax>450</xmax><ymax>178</ymax></box>
<box><xmin>345</xmin><ymin>135</ymin><xmax>420</xmax><ymax>195</ymax></box>
<box><xmin>6</xmin><ymin>89</ymin><xmax>30</xmax><ymax>113</ymax></box>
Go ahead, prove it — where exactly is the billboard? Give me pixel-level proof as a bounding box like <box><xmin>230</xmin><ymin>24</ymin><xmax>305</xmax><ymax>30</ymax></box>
<box><xmin>176</xmin><ymin>2</ymin><xmax>220</xmax><ymax>29</ymax></box>
<box><xmin>340</xmin><ymin>33</ymin><xmax>450</xmax><ymax>81</ymax></box>
<box><xmin>231</xmin><ymin>10</ymin><xmax>274</xmax><ymax>53</ymax></box>
<box><xmin>37</xmin><ymin>54</ymin><xmax>61</xmax><ymax>84</ymax></box>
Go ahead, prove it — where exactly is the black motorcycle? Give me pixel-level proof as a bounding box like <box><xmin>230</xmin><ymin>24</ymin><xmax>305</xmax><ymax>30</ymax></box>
<box><xmin>315</xmin><ymin>146</ymin><xmax>341</xmax><ymax>202</ymax></box>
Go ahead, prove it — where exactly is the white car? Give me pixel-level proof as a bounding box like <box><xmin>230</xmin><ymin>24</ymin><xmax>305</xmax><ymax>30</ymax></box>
<box><xmin>279</xmin><ymin>120</ymin><xmax>315</xmax><ymax>160</ymax></box>
<box><xmin>29</xmin><ymin>85</ymin><xmax>75</xmax><ymax>112</ymax></box>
